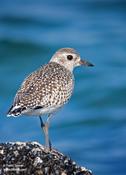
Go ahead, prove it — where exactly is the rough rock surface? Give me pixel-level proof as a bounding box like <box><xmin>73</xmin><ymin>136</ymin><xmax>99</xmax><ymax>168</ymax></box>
<box><xmin>0</xmin><ymin>142</ymin><xmax>92</xmax><ymax>175</ymax></box>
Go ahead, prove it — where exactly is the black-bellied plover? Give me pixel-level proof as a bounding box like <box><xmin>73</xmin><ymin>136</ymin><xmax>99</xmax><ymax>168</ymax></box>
<box><xmin>7</xmin><ymin>48</ymin><xmax>94</xmax><ymax>150</ymax></box>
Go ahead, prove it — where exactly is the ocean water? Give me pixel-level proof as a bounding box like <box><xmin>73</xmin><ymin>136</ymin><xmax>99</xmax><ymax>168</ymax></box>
<box><xmin>0</xmin><ymin>0</ymin><xmax>126</xmax><ymax>174</ymax></box>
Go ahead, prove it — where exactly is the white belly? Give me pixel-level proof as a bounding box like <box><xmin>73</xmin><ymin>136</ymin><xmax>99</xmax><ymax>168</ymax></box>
<box><xmin>22</xmin><ymin>105</ymin><xmax>62</xmax><ymax>116</ymax></box>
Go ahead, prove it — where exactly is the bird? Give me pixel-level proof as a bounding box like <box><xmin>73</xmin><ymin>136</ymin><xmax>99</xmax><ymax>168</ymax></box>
<box><xmin>7</xmin><ymin>48</ymin><xmax>94</xmax><ymax>150</ymax></box>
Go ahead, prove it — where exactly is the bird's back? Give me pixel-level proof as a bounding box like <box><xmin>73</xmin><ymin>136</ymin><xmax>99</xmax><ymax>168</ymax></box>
<box><xmin>7</xmin><ymin>62</ymin><xmax>74</xmax><ymax>116</ymax></box>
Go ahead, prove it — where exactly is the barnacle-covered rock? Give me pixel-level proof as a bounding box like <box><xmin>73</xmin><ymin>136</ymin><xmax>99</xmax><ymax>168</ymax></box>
<box><xmin>0</xmin><ymin>142</ymin><xmax>92</xmax><ymax>175</ymax></box>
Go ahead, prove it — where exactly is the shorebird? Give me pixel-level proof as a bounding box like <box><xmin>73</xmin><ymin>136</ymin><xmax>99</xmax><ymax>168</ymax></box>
<box><xmin>7</xmin><ymin>48</ymin><xmax>94</xmax><ymax>150</ymax></box>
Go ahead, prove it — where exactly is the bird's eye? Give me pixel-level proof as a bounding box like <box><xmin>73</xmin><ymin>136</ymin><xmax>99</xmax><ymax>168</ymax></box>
<box><xmin>67</xmin><ymin>55</ymin><xmax>73</xmax><ymax>60</ymax></box>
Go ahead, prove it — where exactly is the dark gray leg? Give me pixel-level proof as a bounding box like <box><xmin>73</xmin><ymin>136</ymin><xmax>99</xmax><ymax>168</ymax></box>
<box><xmin>39</xmin><ymin>115</ymin><xmax>52</xmax><ymax>150</ymax></box>
<box><xmin>44</xmin><ymin>114</ymin><xmax>52</xmax><ymax>150</ymax></box>
<box><xmin>39</xmin><ymin>116</ymin><xmax>44</xmax><ymax>129</ymax></box>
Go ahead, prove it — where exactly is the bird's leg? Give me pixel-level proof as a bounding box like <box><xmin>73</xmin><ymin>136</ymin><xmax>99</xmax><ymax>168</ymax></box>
<box><xmin>39</xmin><ymin>116</ymin><xmax>49</xmax><ymax>149</ymax></box>
<box><xmin>39</xmin><ymin>116</ymin><xmax>45</xmax><ymax>129</ymax></box>
<box><xmin>39</xmin><ymin>115</ymin><xmax>52</xmax><ymax>151</ymax></box>
<box><xmin>44</xmin><ymin>114</ymin><xmax>52</xmax><ymax>151</ymax></box>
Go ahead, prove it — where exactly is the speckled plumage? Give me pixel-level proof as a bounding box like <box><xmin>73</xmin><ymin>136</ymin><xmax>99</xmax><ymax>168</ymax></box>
<box><xmin>7</xmin><ymin>48</ymin><xmax>93</xmax><ymax>118</ymax></box>
<box><xmin>8</xmin><ymin>62</ymin><xmax>74</xmax><ymax>116</ymax></box>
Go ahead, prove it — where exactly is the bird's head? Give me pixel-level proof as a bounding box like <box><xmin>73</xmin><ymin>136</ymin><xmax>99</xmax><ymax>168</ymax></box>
<box><xmin>50</xmin><ymin>48</ymin><xmax>94</xmax><ymax>71</ymax></box>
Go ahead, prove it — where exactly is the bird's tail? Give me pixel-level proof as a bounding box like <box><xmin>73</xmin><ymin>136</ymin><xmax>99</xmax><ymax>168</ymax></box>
<box><xmin>7</xmin><ymin>105</ymin><xmax>26</xmax><ymax>117</ymax></box>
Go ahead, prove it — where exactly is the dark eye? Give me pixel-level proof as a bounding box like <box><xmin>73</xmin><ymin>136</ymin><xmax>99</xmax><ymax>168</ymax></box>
<box><xmin>67</xmin><ymin>55</ymin><xmax>73</xmax><ymax>60</ymax></box>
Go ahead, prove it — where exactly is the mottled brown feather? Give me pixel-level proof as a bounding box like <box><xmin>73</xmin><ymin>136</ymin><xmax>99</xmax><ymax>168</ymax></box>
<box><xmin>13</xmin><ymin>62</ymin><xmax>74</xmax><ymax>110</ymax></box>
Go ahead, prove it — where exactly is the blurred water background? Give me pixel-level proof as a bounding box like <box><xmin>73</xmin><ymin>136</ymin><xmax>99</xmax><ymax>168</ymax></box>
<box><xmin>0</xmin><ymin>0</ymin><xmax>126</xmax><ymax>174</ymax></box>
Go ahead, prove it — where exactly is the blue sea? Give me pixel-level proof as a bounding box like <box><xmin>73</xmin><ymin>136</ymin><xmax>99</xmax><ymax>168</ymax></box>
<box><xmin>0</xmin><ymin>0</ymin><xmax>126</xmax><ymax>174</ymax></box>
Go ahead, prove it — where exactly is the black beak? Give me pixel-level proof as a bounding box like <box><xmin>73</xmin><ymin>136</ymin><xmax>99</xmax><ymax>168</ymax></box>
<box><xmin>79</xmin><ymin>60</ymin><xmax>94</xmax><ymax>67</ymax></box>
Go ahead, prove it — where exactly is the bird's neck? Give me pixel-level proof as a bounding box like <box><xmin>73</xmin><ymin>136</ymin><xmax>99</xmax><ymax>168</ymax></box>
<box><xmin>50</xmin><ymin>60</ymin><xmax>74</xmax><ymax>72</ymax></box>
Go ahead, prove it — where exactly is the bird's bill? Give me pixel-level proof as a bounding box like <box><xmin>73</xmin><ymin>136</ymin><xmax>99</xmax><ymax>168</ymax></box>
<box><xmin>79</xmin><ymin>59</ymin><xmax>94</xmax><ymax>67</ymax></box>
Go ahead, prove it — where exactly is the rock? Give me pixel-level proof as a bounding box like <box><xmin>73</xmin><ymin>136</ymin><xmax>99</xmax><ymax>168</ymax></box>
<box><xmin>0</xmin><ymin>142</ymin><xmax>92</xmax><ymax>175</ymax></box>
